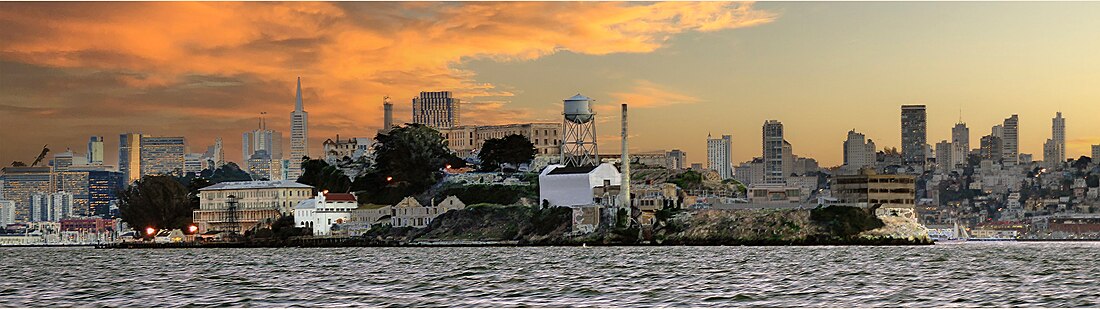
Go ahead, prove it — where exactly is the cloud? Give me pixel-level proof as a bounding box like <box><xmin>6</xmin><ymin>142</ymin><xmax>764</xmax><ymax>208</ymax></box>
<box><xmin>0</xmin><ymin>2</ymin><xmax>776</xmax><ymax>164</ymax></box>
<box><xmin>609</xmin><ymin>80</ymin><xmax>704</xmax><ymax>109</ymax></box>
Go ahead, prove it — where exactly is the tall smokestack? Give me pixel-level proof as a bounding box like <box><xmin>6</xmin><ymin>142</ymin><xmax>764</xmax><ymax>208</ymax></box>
<box><xmin>383</xmin><ymin>96</ymin><xmax>393</xmax><ymax>134</ymax></box>
<box><xmin>621</xmin><ymin>103</ymin><xmax>631</xmax><ymax>218</ymax></box>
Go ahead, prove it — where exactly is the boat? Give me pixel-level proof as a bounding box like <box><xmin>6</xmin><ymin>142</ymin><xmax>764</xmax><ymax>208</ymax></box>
<box><xmin>933</xmin><ymin>221</ymin><xmax>969</xmax><ymax>244</ymax></box>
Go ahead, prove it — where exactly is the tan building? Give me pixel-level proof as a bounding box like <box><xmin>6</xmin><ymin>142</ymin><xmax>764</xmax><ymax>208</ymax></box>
<box><xmin>438</xmin><ymin>123</ymin><xmax>561</xmax><ymax>157</ymax></box>
<box><xmin>831</xmin><ymin>169</ymin><xmax>916</xmax><ymax>210</ymax></box>
<box><xmin>193</xmin><ymin>180</ymin><xmax>313</xmax><ymax>234</ymax></box>
<box><xmin>391</xmin><ymin>196</ymin><xmax>465</xmax><ymax>228</ymax></box>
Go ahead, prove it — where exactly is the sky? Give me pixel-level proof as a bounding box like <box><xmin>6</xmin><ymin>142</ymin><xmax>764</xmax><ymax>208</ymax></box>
<box><xmin>2</xmin><ymin>2</ymin><xmax>1099</xmax><ymax>169</ymax></box>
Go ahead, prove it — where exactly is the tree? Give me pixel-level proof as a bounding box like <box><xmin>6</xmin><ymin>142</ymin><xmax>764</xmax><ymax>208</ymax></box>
<box><xmin>199</xmin><ymin>162</ymin><xmax>252</xmax><ymax>184</ymax></box>
<box><xmin>356</xmin><ymin>124</ymin><xmax>453</xmax><ymax>203</ymax></box>
<box><xmin>118</xmin><ymin>176</ymin><xmax>194</xmax><ymax>234</ymax></box>
<box><xmin>478</xmin><ymin>134</ymin><xmax>536</xmax><ymax>171</ymax></box>
<box><xmin>297</xmin><ymin>158</ymin><xmax>352</xmax><ymax>192</ymax></box>
<box><xmin>1072</xmin><ymin>156</ymin><xmax>1092</xmax><ymax>171</ymax></box>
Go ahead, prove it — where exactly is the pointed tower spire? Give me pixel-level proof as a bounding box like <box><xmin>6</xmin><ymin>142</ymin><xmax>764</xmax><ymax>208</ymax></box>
<box><xmin>295</xmin><ymin>76</ymin><xmax>304</xmax><ymax>112</ymax></box>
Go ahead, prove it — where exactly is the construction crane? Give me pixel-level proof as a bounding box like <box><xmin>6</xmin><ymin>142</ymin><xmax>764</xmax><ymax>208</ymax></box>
<box><xmin>30</xmin><ymin>144</ymin><xmax>49</xmax><ymax>167</ymax></box>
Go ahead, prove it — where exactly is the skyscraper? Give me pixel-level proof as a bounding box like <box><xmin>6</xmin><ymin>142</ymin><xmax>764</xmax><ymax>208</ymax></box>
<box><xmin>0</xmin><ymin>166</ymin><xmax>52</xmax><ymax>221</ymax></box>
<box><xmin>951</xmin><ymin>122</ymin><xmax>969</xmax><ymax>168</ymax></box>
<box><xmin>119</xmin><ymin>133</ymin><xmax>143</xmax><ymax>183</ymax></box>
<box><xmin>1043</xmin><ymin>139</ymin><xmax>1060</xmax><ymax>168</ymax></box>
<box><xmin>1002</xmin><ymin>114</ymin><xmax>1019</xmax><ymax>166</ymax></box>
<box><xmin>843</xmin><ymin>130</ymin><xmax>876</xmax><ymax>173</ymax></box>
<box><xmin>1052</xmin><ymin>112</ymin><xmax>1065</xmax><ymax>163</ymax></box>
<box><xmin>706</xmin><ymin>134</ymin><xmax>732</xmax><ymax>179</ymax></box>
<box><xmin>88</xmin><ymin>170</ymin><xmax>124</xmax><ymax>218</ymax></box>
<box><xmin>935</xmin><ymin>140</ymin><xmax>952</xmax><ymax>172</ymax></box>
<box><xmin>666</xmin><ymin>149</ymin><xmax>687</xmax><ymax>170</ymax></box>
<box><xmin>1092</xmin><ymin>145</ymin><xmax>1100</xmax><ymax>160</ymax></box>
<box><xmin>901</xmin><ymin>105</ymin><xmax>927</xmax><ymax>165</ymax></box>
<box><xmin>980</xmin><ymin>135</ymin><xmax>1003</xmax><ymax>163</ymax></box>
<box><xmin>140</xmin><ymin>136</ymin><xmax>186</xmax><ymax>176</ymax></box>
<box><xmin>243</xmin><ymin>114</ymin><xmax>283</xmax><ymax>168</ymax></box>
<box><xmin>87</xmin><ymin>136</ymin><xmax>104</xmax><ymax>165</ymax></box>
<box><xmin>289</xmin><ymin>77</ymin><xmax>309</xmax><ymax>180</ymax></box>
<box><xmin>763</xmin><ymin>120</ymin><xmax>784</xmax><ymax>184</ymax></box>
<box><xmin>412</xmin><ymin>91</ymin><xmax>461</xmax><ymax>129</ymax></box>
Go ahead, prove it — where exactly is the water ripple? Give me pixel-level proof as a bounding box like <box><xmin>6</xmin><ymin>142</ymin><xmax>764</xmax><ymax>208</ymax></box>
<box><xmin>2</xmin><ymin>243</ymin><xmax>1099</xmax><ymax>307</ymax></box>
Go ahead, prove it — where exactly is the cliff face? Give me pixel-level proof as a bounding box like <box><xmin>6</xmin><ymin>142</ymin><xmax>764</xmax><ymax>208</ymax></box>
<box><xmin>662</xmin><ymin>209</ymin><xmax>826</xmax><ymax>244</ymax></box>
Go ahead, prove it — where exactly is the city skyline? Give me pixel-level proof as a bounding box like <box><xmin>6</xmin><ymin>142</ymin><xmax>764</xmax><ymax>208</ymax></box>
<box><xmin>3</xmin><ymin>2</ymin><xmax>1100</xmax><ymax>168</ymax></box>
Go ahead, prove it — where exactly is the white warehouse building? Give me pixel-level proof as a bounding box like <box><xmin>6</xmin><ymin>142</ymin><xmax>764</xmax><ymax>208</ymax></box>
<box><xmin>537</xmin><ymin>163</ymin><xmax>622</xmax><ymax>207</ymax></box>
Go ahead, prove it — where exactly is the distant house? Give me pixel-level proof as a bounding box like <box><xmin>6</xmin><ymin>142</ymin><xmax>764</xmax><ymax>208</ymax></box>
<box><xmin>391</xmin><ymin>196</ymin><xmax>465</xmax><ymax>228</ymax></box>
<box><xmin>294</xmin><ymin>192</ymin><xmax>358</xmax><ymax>236</ymax></box>
<box><xmin>538</xmin><ymin>163</ymin><xmax>621</xmax><ymax>207</ymax></box>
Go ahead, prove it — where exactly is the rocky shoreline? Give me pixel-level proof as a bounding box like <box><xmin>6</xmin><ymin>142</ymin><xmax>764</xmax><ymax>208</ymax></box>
<box><xmin>100</xmin><ymin>205</ymin><xmax>933</xmax><ymax>248</ymax></box>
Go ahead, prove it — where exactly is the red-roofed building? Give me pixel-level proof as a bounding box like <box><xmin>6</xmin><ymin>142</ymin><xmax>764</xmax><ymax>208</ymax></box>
<box><xmin>294</xmin><ymin>191</ymin><xmax>358</xmax><ymax>236</ymax></box>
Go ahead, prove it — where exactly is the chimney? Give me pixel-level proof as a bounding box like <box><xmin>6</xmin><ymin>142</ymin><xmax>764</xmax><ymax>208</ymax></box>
<box><xmin>621</xmin><ymin>103</ymin><xmax>631</xmax><ymax>215</ymax></box>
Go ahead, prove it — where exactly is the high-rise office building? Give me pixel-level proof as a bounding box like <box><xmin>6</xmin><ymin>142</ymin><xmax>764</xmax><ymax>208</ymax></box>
<box><xmin>140</xmin><ymin>136</ymin><xmax>186</xmax><ymax>176</ymax></box>
<box><xmin>901</xmin><ymin>105</ymin><xmax>927</xmax><ymax>165</ymax></box>
<box><xmin>980</xmin><ymin>135</ymin><xmax>1003</xmax><ymax>163</ymax></box>
<box><xmin>0</xmin><ymin>166</ymin><xmax>52</xmax><ymax>221</ymax></box>
<box><xmin>843</xmin><ymin>130</ymin><xmax>876</xmax><ymax>173</ymax></box>
<box><xmin>1043</xmin><ymin>139</ymin><xmax>1060</xmax><ymax>168</ymax></box>
<box><xmin>782</xmin><ymin>141</ymin><xmax>793</xmax><ymax>179</ymax></box>
<box><xmin>412</xmin><ymin>91</ymin><xmax>461</xmax><ymax>129</ymax></box>
<box><xmin>29</xmin><ymin>191</ymin><xmax>73</xmax><ymax>222</ymax></box>
<box><xmin>706</xmin><ymin>134</ymin><xmax>732</xmax><ymax>179</ymax></box>
<box><xmin>763</xmin><ymin>120</ymin><xmax>785</xmax><ymax>184</ymax></box>
<box><xmin>243</xmin><ymin>116</ymin><xmax>283</xmax><ymax>168</ymax></box>
<box><xmin>119</xmin><ymin>133</ymin><xmax>143</xmax><ymax>183</ymax></box>
<box><xmin>951</xmin><ymin>122</ymin><xmax>969</xmax><ymax>168</ymax></box>
<box><xmin>87</xmin><ymin>136</ymin><xmax>104</xmax><ymax>165</ymax></box>
<box><xmin>1051</xmin><ymin>112</ymin><xmax>1065</xmax><ymax>163</ymax></box>
<box><xmin>0</xmin><ymin>200</ymin><xmax>15</xmax><ymax>225</ymax></box>
<box><xmin>289</xmin><ymin>77</ymin><xmax>309</xmax><ymax>180</ymax></box>
<box><xmin>1093</xmin><ymin>145</ymin><xmax>1100</xmax><ymax>160</ymax></box>
<box><xmin>1002</xmin><ymin>114</ymin><xmax>1019</xmax><ymax>166</ymax></box>
<box><xmin>87</xmin><ymin>170</ymin><xmax>124</xmax><ymax>218</ymax></box>
<box><xmin>935</xmin><ymin>140</ymin><xmax>952</xmax><ymax>172</ymax></box>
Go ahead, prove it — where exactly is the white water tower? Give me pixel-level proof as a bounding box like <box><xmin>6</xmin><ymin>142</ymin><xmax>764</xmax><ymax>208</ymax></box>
<box><xmin>562</xmin><ymin>94</ymin><xmax>599</xmax><ymax>167</ymax></box>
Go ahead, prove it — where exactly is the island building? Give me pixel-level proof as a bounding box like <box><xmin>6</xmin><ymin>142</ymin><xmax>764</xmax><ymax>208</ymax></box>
<box><xmin>707</xmin><ymin>134</ymin><xmax>732</xmax><ymax>179</ymax></box>
<box><xmin>289</xmin><ymin>77</ymin><xmax>310</xmax><ymax>180</ymax></box>
<box><xmin>539</xmin><ymin>164</ymin><xmax>623</xmax><ymax>208</ymax></box>
<box><xmin>391</xmin><ymin>196</ymin><xmax>466</xmax><ymax>228</ymax></box>
<box><xmin>438</xmin><ymin>123</ymin><xmax>561</xmax><ymax>158</ymax></box>
<box><xmin>831</xmin><ymin>168</ymin><xmax>917</xmax><ymax>218</ymax></box>
<box><xmin>901</xmin><ymin>105</ymin><xmax>927</xmax><ymax>165</ymax></box>
<box><xmin>294</xmin><ymin>191</ymin><xmax>358</xmax><ymax>236</ymax></box>
<box><xmin>193</xmin><ymin>180</ymin><xmax>314</xmax><ymax>234</ymax></box>
<box><xmin>322</xmin><ymin>135</ymin><xmax>373</xmax><ymax>164</ymax></box>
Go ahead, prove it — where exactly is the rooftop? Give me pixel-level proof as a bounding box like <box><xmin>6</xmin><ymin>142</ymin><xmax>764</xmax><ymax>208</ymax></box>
<box><xmin>199</xmin><ymin>180</ymin><xmax>313</xmax><ymax>191</ymax></box>
<box><xmin>546</xmin><ymin>165</ymin><xmax>598</xmax><ymax>175</ymax></box>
